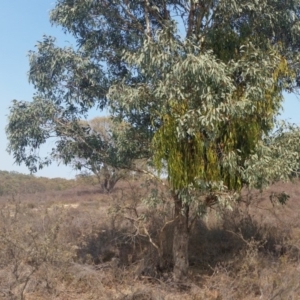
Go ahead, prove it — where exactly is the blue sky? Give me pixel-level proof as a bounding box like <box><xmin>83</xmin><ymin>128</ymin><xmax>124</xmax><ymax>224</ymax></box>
<box><xmin>0</xmin><ymin>1</ymin><xmax>80</xmax><ymax>178</ymax></box>
<box><xmin>0</xmin><ymin>2</ymin><xmax>300</xmax><ymax>179</ymax></box>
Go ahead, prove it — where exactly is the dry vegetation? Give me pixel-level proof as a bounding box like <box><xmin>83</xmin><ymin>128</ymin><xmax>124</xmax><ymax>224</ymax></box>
<box><xmin>0</xmin><ymin>171</ymin><xmax>88</xmax><ymax>196</ymax></box>
<box><xmin>1</xmin><ymin>171</ymin><xmax>300</xmax><ymax>299</ymax></box>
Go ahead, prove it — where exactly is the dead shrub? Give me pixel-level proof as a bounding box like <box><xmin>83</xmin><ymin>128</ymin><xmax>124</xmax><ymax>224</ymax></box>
<box><xmin>119</xmin><ymin>289</ymin><xmax>160</xmax><ymax>300</ymax></box>
<box><xmin>1</xmin><ymin>180</ymin><xmax>300</xmax><ymax>299</ymax></box>
<box><xmin>0</xmin><ymin>200</ymin><xmax>74</xmax><ymax>299</ymax></box>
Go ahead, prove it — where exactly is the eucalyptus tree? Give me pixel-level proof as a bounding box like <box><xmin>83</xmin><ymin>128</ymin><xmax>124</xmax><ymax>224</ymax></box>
<box><xmin>61</xmin><ymin>116</ymin><xmax>130</xmax><ymax>192</ymax></box>
<box><xmin>6</xmin><ymin>0</ymin><xmax>300</xmax><ymax>279</ymax></box>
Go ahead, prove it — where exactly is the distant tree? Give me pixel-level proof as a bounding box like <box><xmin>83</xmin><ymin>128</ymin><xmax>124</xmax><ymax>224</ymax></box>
<box><xmin>6</xmin><ymin>0</ymin><xmax>300</xmax><ymax>279</ymax></box>
<box><xmin>66</xmin><ymin>116</ymin><xmax>129</xmax><ymax>193</ymax></box>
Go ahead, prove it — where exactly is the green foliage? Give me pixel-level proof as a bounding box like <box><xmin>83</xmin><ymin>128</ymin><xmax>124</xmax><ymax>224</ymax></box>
<box><xmin>151</xmin><ymin>55</ymin><xmax>293</xmax><ymax>191</ymax></box>
<box><xmin>6</xmin><ymin>0</ymin><xmax>300</xmax><ymax>197</ymax></box>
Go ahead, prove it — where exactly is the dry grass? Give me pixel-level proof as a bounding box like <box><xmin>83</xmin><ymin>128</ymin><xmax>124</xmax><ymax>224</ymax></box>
<box><xmin>0</xmin><ymin>178</ymin><xmax>300</xmax><ymax>299</ymax></box>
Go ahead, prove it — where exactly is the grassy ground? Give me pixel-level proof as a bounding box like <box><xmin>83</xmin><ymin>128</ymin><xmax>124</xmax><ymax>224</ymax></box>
<box><xmin>0</xmin><ymin>177</ymin><xmax>300</xmax><ymax>299</ymax></box>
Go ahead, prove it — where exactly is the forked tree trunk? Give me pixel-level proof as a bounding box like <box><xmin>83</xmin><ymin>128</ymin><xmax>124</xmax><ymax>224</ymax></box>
<box><xmin>172</xmin><ymin>193</ymin><xmax>189</xmax><ymax>280</ymax></box>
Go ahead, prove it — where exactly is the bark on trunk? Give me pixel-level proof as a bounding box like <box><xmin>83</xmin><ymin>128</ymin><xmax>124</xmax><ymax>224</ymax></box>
<box><xmin>172</xmin><ymin>193</ymin><xmax>189</xmax><ymax>280</ymax></box>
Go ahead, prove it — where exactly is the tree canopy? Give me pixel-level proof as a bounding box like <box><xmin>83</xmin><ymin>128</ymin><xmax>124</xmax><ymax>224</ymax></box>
<box><xmin>6</xmin><ymin>0</ymin><xmax>300</xmax><ymax>278</ymax></box>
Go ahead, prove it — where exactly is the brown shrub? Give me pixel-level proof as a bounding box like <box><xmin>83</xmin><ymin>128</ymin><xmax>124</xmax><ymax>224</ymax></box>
<box><xmin>0</xmin><ymin>179</ymin><xmax>300</xmax><ymax>299</ymax></box>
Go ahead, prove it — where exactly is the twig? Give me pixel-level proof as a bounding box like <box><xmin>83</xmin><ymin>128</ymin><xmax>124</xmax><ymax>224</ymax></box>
<box><xmin>160</xmin><ymin>217</ymin><xmax>177</xmax><ymax>234</ymax></box>
<box><xmin>140</xmin><ymin>275</ymin><xmax>166</xmax><ymax>285</ymax></box>
<box><xmin>143</xmin><ymin>226</ymin><xmax>160</xmax><ymax>252</ymax></box>
<box><xmin>226</xmin><ymin>230</ymin><xmax>250</xmax><ymax>246</ymax></box>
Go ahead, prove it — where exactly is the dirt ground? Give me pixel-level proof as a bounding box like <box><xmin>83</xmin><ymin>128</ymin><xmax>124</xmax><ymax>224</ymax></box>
<box><xmin>0</xmin><ymin>178</ymin><xmax>300</xmax><ymax>299</ymax></box>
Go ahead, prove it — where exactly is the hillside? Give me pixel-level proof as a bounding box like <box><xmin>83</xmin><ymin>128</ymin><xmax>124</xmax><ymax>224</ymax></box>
<box><xmin>0</xmin><ymin>170</ymin><xmax>99</xmax><ymax>196</ymax></box>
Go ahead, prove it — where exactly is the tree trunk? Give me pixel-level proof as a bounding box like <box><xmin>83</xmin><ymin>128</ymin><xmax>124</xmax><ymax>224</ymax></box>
<box><xmin>172</xmin><ymin>193</ymin><xmax>189</xmax><ymax>280</ymax></box>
